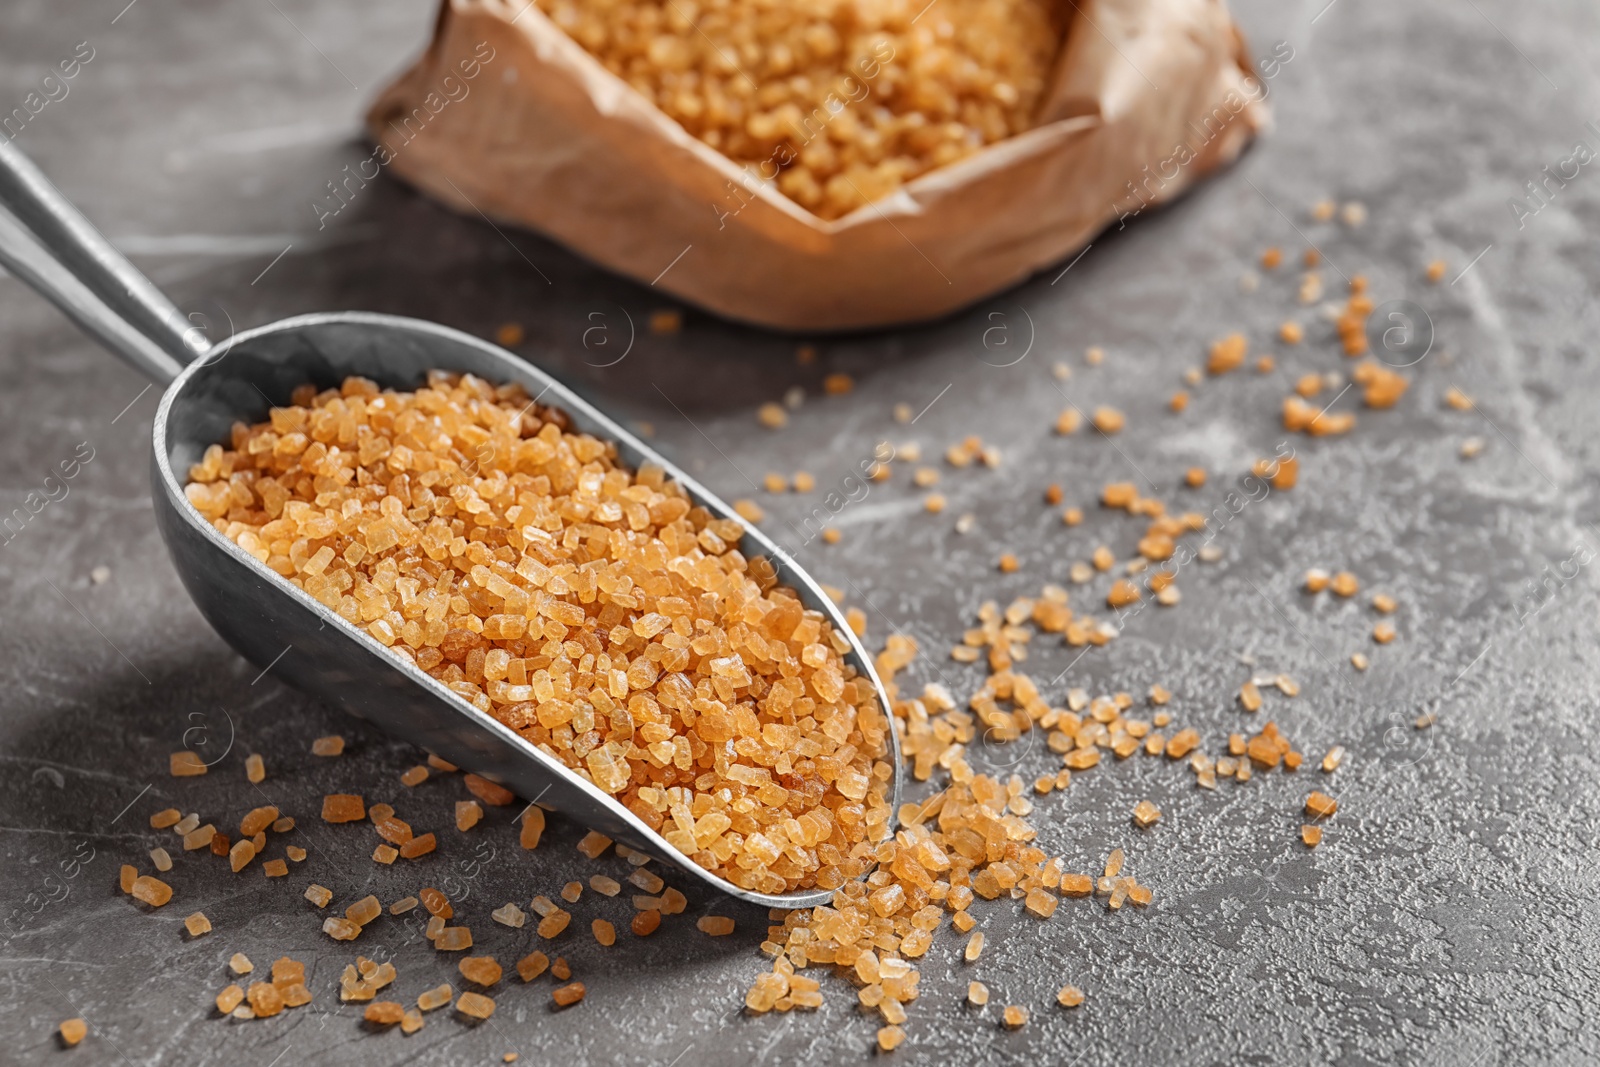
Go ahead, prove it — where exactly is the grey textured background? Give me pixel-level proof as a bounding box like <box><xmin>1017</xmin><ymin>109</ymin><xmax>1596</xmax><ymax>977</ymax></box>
<box><xmin>3</xmin><ymin>0</ymin><xmax>1599</xmax><ymax>1064</ymax></box>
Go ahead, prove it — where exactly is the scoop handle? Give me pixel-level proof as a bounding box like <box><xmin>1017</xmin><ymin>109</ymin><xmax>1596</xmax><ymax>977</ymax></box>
<box><xmin>0</xmin><ymin>138</ymin><xmax>201</xmax><ymax>384</ymax></box>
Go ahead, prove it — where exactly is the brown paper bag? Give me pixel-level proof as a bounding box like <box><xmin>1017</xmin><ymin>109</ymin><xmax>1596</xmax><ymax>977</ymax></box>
<box><xmin>366</xmin><ymin>0</ymin><xmax>1267</xmax><ymax>331</ymax></box>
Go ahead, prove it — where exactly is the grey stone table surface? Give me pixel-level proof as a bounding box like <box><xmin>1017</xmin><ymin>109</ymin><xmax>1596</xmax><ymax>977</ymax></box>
<box><xmin>3</xmin><ymin>0</ymin><xmax>1598</xmax><ymax>1064</ymax></box>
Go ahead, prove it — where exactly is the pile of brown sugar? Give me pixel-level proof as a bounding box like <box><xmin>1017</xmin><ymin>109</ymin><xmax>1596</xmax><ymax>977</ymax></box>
<box><xmin>182</xmin><ymin>371</ymin><xmax>894</xmax><ymax>896</ymax></box>
<box><xmin>530</xmin><ymin>0</ymin><xmax>1068</xmax><ymax>219</ymax></box>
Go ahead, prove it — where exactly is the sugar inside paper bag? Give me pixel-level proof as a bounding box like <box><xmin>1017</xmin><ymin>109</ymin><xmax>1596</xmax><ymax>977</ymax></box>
<box><xmin>367</xmin><ymin>0</ymin><xmax>1269</xmax><ymax>330</ymax></box>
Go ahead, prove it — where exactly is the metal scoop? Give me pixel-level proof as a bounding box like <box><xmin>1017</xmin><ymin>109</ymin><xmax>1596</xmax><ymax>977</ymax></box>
<box><xmin>0</xmin><ymin>139</ymin><xmax>901</xmax><ymax>909</ymax></box>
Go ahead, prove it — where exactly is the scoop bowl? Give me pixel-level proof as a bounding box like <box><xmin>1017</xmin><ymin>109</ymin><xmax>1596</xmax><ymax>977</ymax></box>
<box><xmin>0</xmin><ymin>139</ymin><xmax>901</xmax><ymax>909</ymax></box>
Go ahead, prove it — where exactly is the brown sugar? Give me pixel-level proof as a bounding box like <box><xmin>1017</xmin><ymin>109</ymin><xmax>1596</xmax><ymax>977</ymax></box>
<box><xmin>537</xmin><ymin>911</ymin><xmax>571</xmax><ymax>939</ymax></box>
<box><xmin>272</xmin><ymin>957</ymin><xmax>306</xmax><ymax>987</ymax></box>
<box><xmin>1104</xmin><ymin>848</ymin><xmax>1125</xmax><ymax>878</ymax></box>
<box><xmin>131</xmin><ymin>875</ymin><xmax>172</xmax><ymax>907</ymax></box>
<box><xmin>1052</xmin><ymin>408</ymin><xmax>1084</xmax><ymax>436</ymax></box>
<box><xmin>627</xmin><ymin>867</ymin><xmax>664</xmax><ymax>894</ymax></box>
<box><xmin>169</xmin><ymin>750</ymin><xmax>207</xmax><ymax>777</ymax></box>
<box><xmin>435</xmin><ymin>927</ymin><xmax>474</xmax><ymax>951</ymax></box>
<box><xmin>1246</xmin><ymin>729</ymin><xmax>1287</xmax><ymax>770</ymax></box>
<box><xmin>346</xmin><ymin>895</ymin><xmax>382</xmax><ymax>926</ymax></box>
<box><xmin>1092</xmin><ymin>407</ymin><xmax>1125</xmax><ymax>434</ymax></box>
<box><xmin>247</xmin><ymin>982</ymin><xmax>284</xmax><ymax>1018</ymax></box>
<box><xmin>311</xmin><ymin>735</ymin><xmax>344</xmax><ymax>757</ymax></box>
<box><xmin>490</xmin><ymin>903</ymin><xmax>525</xmax><ymax>928</ymax></box>
<box><xmin>1132</xmin><ymin>800</ymin><xmax>1161</xmax><ymax>828</ymax></box>
<box><xmin>1207</xmin><ymin>333</ymin><xmax>1248</xmax><ymax>375</ymax></box>
<box><xmin>184</xmin><ymin>912</ymin><xmax>212</xmax><ymax>937</ymax></box>
<box><xmin>1356</xmin><ymin>362</ymin><xmax>1409</xmax><ymax>409</ymax></box>
<box><xmin>1107</xmin><ymin>580</ymin><xmax>1141</xmax><ymax>609</ymax></box>
<box><xmin>420</xmin><ymin>887</ymin><xmax>453</xmax><ymax>918</ymax></box>
<box><xmin>464</xmin><ymin>774</ymin><xmax>514</xmax><ymax>807</ymax></box>
<box><xmin>521</xmin><ymin>0</ymin><xmax>1064</xmax><ymax>220</ymax></box>
<box><xmin>182</xmin><ymin>824</ymin><xmax>215</xmax><ymax>852</ymax></box>
<box><xmin>552</xmin><ymin>982</ymin><xmax>586</xmax><ymax>1008</ymax></box>
<box><xmin>456</xmin><ymin>991</ymin><xmax>496</xmax><ymax>1020</ymax></box>
<box><xmin>58</xmin><ymin>1018</ymin><xmax>87</xmax><ymax>1046</ymax></box>
<box><xmin>520</xmin><ymin>807</ymin><xmax>545</xmax><ymax>850</ymax></box>
<box><xmin>1059</xmin><ymin>873</ymin><xmax>1093</xmax><ymax>898</ymax></box>
<box><xmin>697</xmin><ymin>916</ymin><xmax>736</xmax><ymax>936</ymax></box>
<box><xmin>1165</xmin><ymin>728</ymin><xmax>1200</xmax><ymax>759</ymax></box>
<box><xmin>576</xmin><ymin>831</ymin><xmax>612</xmax><ymax>859</ymax></box>
<box><xmin>1305</xmin><ymin>791</ymin><xmax>1339</xmax><ymax>819</ymax></box>
<box><xmin>418</xmin><ymin>984</ymin><xmax>454</xmax><ymax>1011</ymax></box>
<box><xmin>321</xmin><ymin>794</ymin><xmax>365</xmax><ymax>823</ymax></box>
<box><xmin>1023</xmin><ymin>888</ymin><xmax>1058</xmax><ymax>918</ymax></box>
<box><xmin>399</xmin><ymin>833</ymin><xmax>437</xmax><ymax>859</ymax></box>
<box><xmin>185</xmin><ymin>372</ymin><xmax>893</xmax><ymax>896</ymax></box>
<box><xmin>1101</xmin><ymin>482</ymin><xmax>1137</xmax><ymax>509</ymax></box>
<box><xmin>516</xmin><ymin>952</ymin><xmax>550</xmax><ymax>982</ymax></box>
<box><xmin>459</xmin><ymin>956</ymin><xmax>503</xmax><ymax>986</ymax></box>
<box><xmin>1057</xmin><ymin>985</ymin><xmax>1085</xmax><ymax>1007</ymax></box>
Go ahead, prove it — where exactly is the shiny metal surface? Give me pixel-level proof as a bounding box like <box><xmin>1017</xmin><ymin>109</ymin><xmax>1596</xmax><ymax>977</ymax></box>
<box><xmin>0</xmin><ymin>198</ymin><xmax>186</xmax><ymax>384</ymax></box>
<box><xmin>0</xmin><ymin>142</ymin><xmax>900</xmax><ymax>909</ymax></box>
<box><xmin>0</xmin><ymin>136</ymin><xmax>195</xmax><ymax>382</ymax></box>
